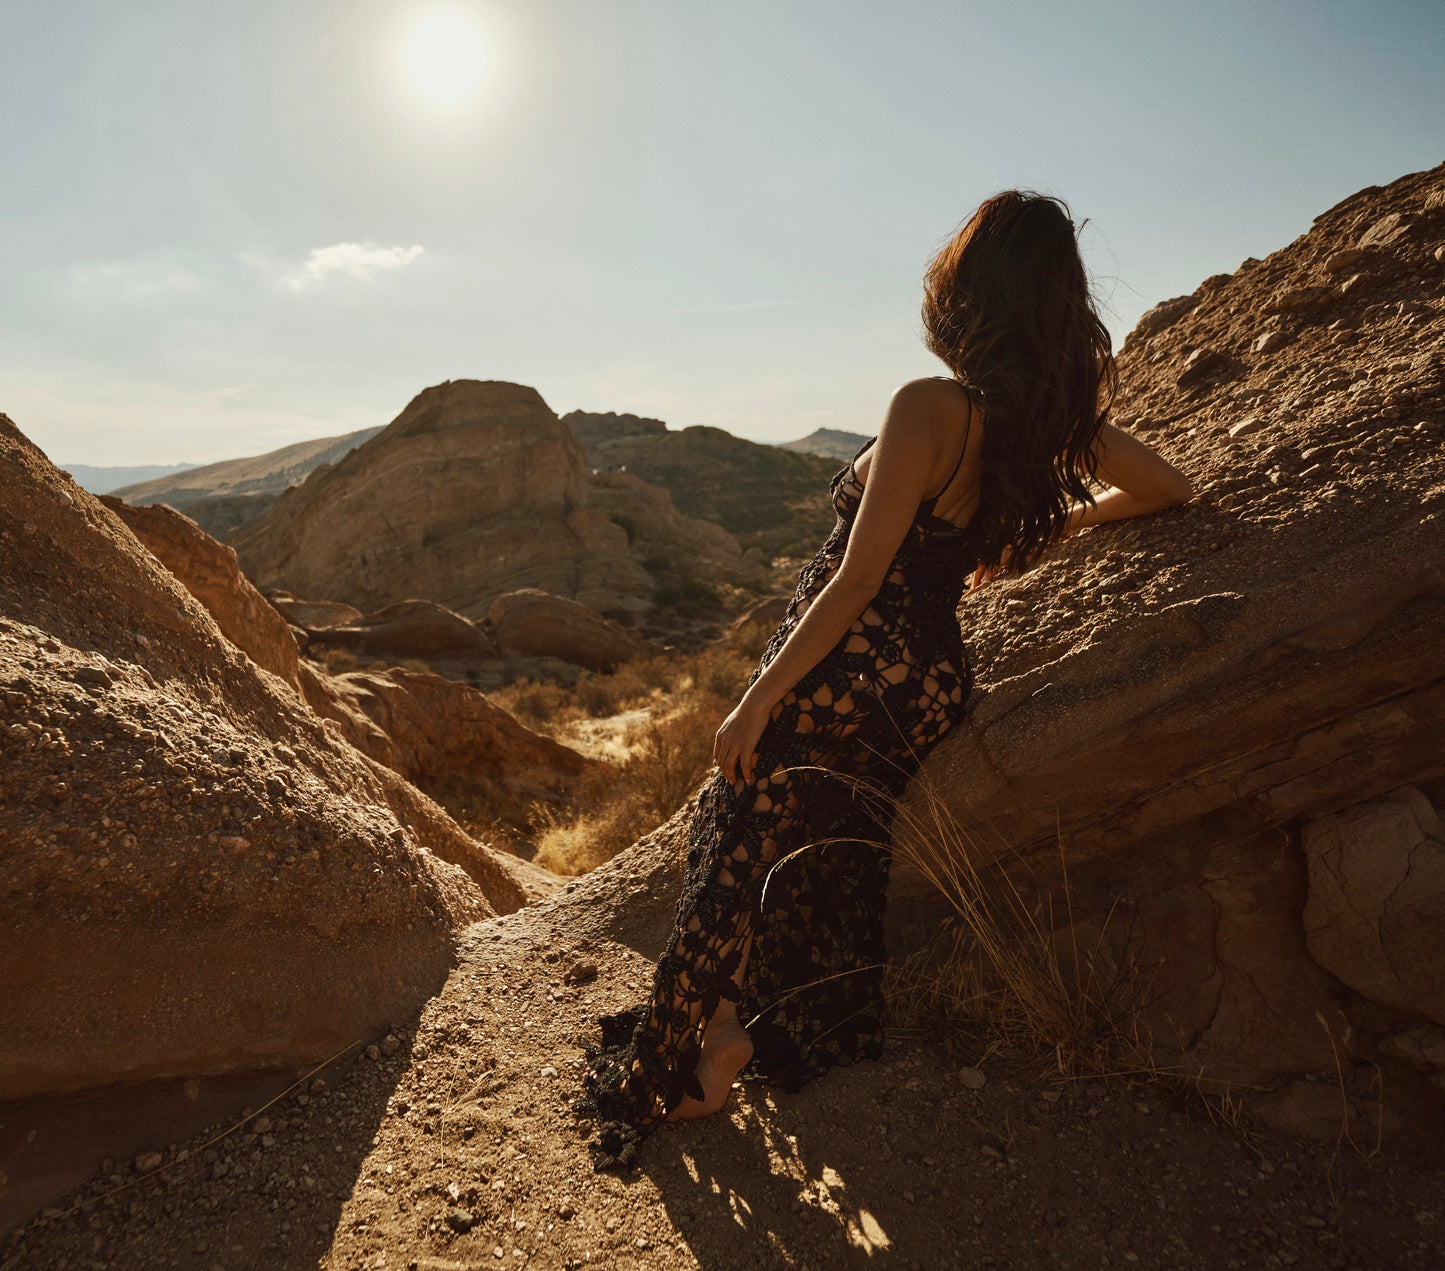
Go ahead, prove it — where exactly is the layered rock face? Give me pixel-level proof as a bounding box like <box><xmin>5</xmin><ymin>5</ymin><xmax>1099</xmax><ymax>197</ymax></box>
<box><xmin>0</xmin><ymin>415</ymin><xmax>540</xmax><ymax>1100</ymax></box>
<box><xmin>564</xmin><ymin>410</ymin><xmax>841</xmax><ymax>559</ymax></box>
<box><xmin>304</xmin><ymin>666</ymin><xmax>592</xmax><ymax>810</ymax></box>
<box><xmin>320</xmin><ymin>599</ymin><xmax>501</xmax><ymax>660</ymax></box>
<box><xmin>889</xmin><ymin>163</ymin><xmax>1445</xmax><ymax>1092</ymax></box>
<box><xmin>585</xmin><ymin>472</ymin><xmax>762</xmax><ymax>587</ymax></box>
<box><xmin>488</xmin><ymin>589</ymin><xmax>663</xmax><ymax>672</ymax></box>
<box><xmin>236</xmin><ymin>381</ymin><xmax>655</xmax><ymax>621</ymax></box>
<box><xmin>99</xmin><ymin>496</ymin><xmax>301</xmax><ymax>690</ymax></box>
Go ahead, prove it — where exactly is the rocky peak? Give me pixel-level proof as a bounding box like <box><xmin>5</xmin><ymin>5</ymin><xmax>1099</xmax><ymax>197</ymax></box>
<box><xmin>234</xmin><ymin>381</ymin><xmax>648</xmax><ymax>619</ymax></box>
<box><xmin>383</xmin><ymin>379</ymin><xmax>559</xmax><ymax>444</ymax></box>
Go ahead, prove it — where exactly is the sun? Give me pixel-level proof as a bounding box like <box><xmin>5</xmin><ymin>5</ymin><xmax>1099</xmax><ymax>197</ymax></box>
<box><xmin>407</xmin><ymin>12</ymin><xmax>486</xmax><ymax>105</ymax></box>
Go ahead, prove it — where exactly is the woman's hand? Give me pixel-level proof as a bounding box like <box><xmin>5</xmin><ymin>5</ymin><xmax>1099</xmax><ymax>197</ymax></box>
<box><xmin>713</xmin><ymin>697</ymin><xmax>772</xmax><ymax>787</ymax></box>
<box><xmin>969</xmin><ymin>546</ymin><xmax>1012</xmax><ymax>591</ymax></box>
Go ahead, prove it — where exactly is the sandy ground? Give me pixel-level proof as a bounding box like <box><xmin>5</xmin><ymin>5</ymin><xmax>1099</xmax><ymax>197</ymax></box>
<box><xmin>6</xmin><ymin>903</ymin><xmax>1444</xmax><ymax>1271</ymax></box>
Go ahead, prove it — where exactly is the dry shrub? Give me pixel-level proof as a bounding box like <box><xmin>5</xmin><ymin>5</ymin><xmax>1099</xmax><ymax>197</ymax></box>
<box><xmin>533</xmin><ymin>700</ymin><xmax>725</xmax><ymax>874</ymax></box>
<box><xmin>422</xmin><ymin>774</ymin><xmax>546</xmax><ymax>854</ymax></box>
<box><xmin>727</xmin><ymin>619</ymin><xmax>776</xmax><ymax>663</ymax></box>
<box><xmin>491</xmin><ymin>678</ymin><xmax>577</xmax><ymax>732</ymax></box>
<box><xmin>879</xmin><ymin>769</ymin><xmax>1150</xmax><ymax>1079</ymax></box>
<box><xmin>880</xmin><ymin>771</ymin><xmax>1263</xmax><ymax>1137</ymax></box>
<box><xmin>323</xmin><ymin>648</ymin><xmax>358</xmax><ymax>674</ymax></box>
<box><xmin>529</xmin><ymin>645</ymin><xmax>755</xmax><ymax>873</ymax></box>
<box><xmin>491</xmin><ymin>655</ymin><xmax>686</xmax><ymax>734</ymax></box>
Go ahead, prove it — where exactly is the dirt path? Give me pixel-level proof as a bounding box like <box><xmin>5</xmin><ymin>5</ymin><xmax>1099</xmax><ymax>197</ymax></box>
<box><xmin>6</xmin><ymin>906</ymin><xmax>1443</xmax><ymax>1271</ymax></box>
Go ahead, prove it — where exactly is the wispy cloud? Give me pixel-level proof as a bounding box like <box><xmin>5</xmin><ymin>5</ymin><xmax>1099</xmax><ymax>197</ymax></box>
<box><xmin>284</xmin><ymin>242</ymin><xmax>425</xmax><ymax>289</ymax></box>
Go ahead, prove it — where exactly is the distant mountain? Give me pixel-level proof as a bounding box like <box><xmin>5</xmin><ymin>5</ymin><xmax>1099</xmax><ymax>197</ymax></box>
<box><xmin>776</xmin><ymin>428</ymin><xmax>871</xmax><ymax>461</ymax></box>
<box><xmin>110</xmin><ymin>427</ymin><xmax>384</xmax><ymax>541</ymax></box>
<box><xmin>232</xmin><ymin>382</ymin><xmax>758</xmax><ymax>628</ymax></box>
<box><xmin>61</xmin><ymin>462</ymin><xmax>199</xmax><ymax>495</ymax></box>
<box><xmin>563</xmin><ymin>411</ymin><xmax>841</xmax><ymax>560</ymax></box>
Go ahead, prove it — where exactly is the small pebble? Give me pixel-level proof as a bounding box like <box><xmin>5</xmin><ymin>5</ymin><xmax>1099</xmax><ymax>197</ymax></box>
<box><xmin>446</xmin><ymin>1208</ymin><xmax>476</xmax><ymax>1234</ymax></box>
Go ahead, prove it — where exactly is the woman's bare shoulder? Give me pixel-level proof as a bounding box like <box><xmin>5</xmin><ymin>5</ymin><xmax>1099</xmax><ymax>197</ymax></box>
<box><xmin>882</xmin><ymin>377</ymin><xmax>976</xmax><ymax>454</ymax></box>
<box><xmin>891</xmin><ymin>375</ymin><xmax>973</xmax><ymax>407</ymax></box>
<box><xmin>887</xmin><ymin>377</ymin><xmax>973</xmax><ymax>427</ymax></box>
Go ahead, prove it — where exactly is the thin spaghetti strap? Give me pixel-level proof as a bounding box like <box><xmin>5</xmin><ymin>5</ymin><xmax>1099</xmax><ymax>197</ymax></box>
<box><xmin>927</xmin><ymin>390</ymin><xmax>973</xmax><ymax>502</ymax></box>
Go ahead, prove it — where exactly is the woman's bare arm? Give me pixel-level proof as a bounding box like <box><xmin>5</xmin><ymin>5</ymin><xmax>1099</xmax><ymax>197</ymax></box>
<box><xmin>712</xmin><ymin>380</ymin><xmax>967</xmax><ymax>784</ymax></box>
<box><xmin>1067</xmin><ymin>422</ymin><xmax>1193</xmax><ymax>531</ymax></box>
<box><xmin>970</xmin><ymin>422</ymin><xmax>1192</xmax><ymax>588</ymax></box>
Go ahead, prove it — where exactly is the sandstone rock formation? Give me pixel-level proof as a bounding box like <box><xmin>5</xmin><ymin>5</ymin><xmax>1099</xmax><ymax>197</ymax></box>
<box><xmin>0</xmin><ymin>414</ymin><xmax>544</xmax><ymax>1100</ymax></box>
<box><xmin>236</xmin><ymin>382</ymin><xmax>656</xmax><ymax>621</ymax></box>
<box><xmin>564</xmin><ymin>410</ymin><xmax>841</xmax><ymax>559</ymax></box>
<box><xmin>884</xmin><ymin>161</ymin><xmax>1445</xmax><ymax>1091</ymax></box>
<box><xmin>99</xmin><ymin>496</ymin><xmax>301</xmax><ymax>690</ymax></box>
<box><xmin>111</xmin><ymin>426</ymin><xmax>383</xmax><ymax>542</ymax></box>
<box><xmin>307</xmin><ymin>666</ymin><xmax>592</xmax><ymax>812</ymax></box>
<box><xmin>266</xmin><ymin>594</ymin><xmax>363</xmax><ymax>630</ymax></box>
<box><xmin>585</xmin><ymin>472</ymin><xmax>761</xmax><ymax>590</ymax></box>
<box><xmin>319</xmin><ymin>599</ymin><xmax>500</xmax><ymax>660</ymax></box>
<box><xmin>1302</xmin><ymin>787</ymin><xmax>1445</xmax><ymax>1026</ymax></box>
<box><xmin>731</xmin><ymin>594</ymin><xmax>791</xmax><ymax>635</ymax></box>
<box><xmin>488</xmin><ymin>589</ymin><xmax>663</xmax><ymax>672</ymax></box>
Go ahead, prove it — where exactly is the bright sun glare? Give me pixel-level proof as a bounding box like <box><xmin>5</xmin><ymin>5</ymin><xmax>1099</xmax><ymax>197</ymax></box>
<box><xmin>407</xmin><ymin>12</ymin><xmax>486</xmax><ymax>104</ymax></box>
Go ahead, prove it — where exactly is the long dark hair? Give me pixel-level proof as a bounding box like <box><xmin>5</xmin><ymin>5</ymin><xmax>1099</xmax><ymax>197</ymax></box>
<box><xmin>922</xmin><ymin>190</ymin><xmax>1115</xmax><ymax>572</ymax></box>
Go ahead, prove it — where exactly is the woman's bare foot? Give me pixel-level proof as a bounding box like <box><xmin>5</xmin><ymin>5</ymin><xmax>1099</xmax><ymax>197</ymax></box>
<box><xmin>668</xmin><ymin>1014</ymin><xmax>754</xmax><ymax>1121</ymax></box>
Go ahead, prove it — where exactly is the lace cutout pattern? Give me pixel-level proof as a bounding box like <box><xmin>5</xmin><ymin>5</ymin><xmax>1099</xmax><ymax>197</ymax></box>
<box><xmin>578</xmin><ymin>442</ymin><xmax>976</xmax><ymax>1169</ymax></box>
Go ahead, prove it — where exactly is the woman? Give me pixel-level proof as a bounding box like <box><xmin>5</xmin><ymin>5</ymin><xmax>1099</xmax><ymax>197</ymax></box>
<box><xmin>579</xmin><ymin>190</ymin><xmax>1193</xmax><ymax>1168</ymax></box>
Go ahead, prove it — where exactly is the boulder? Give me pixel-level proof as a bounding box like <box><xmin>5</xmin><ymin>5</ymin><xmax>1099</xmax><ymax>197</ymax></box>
<box><xmin>267</xmin><ymin>593</ymin><xmax>363</xmax><ymax>630</ymax></box>
<box><xmin>0</xmin><ymin>412</ymin><xmax>544</xmax><ymax>1100</ymax></box>
<box><xmin>1250</xmin><ymin>1080</ymin><xmax>1398</xmax><ymax>1144</ymax></box>
<box><xmin>320</xmin><ymin>599</ymin><xmax>500</xmax><ymax>660</ymax></box>
<box><xmin>730</xmin><ymin>594</ymin><xmax>792</xmax><ymax>638</ymax></box>
<box><xmin>489</xmin><ymin>589</ymin><xmax>663</xmax><ymax>672</ymax></box>
<box><xmin>304</xmin><ymin>665</ymin><xmax>591</xmax><ymax>807</ymax></box>
<box><xmin>1302</xmin><ymin>788</ymin><xmax>1445</xmax><ymax>1025</ymax></box>
<box><xmin>99</xmin><ymin>496</ymin><xmax>300</xmax><ymax>690</ymax></box>
<box><xmin>887</xmin><ymin>161</ymin><xmax>1445</xmax><ymax>1089</ymax></box>
<box><xmin>1126</xmin><ymin>294</ymin><xmax>1196</xmax><ymax>343</ymax></box>
<box><xmin>234</xmin><ymin>380</ymin><xmax>655</xmax><ymax>621</ymax></box>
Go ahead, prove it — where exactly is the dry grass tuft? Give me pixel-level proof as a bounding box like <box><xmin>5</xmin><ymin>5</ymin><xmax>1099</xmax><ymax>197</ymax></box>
<box><xmin>502</xmin><ymin>646</ymin><xmax>758</xmax><ymax>875</ymax></box>
<box><xmin>490</xmin><ymin>655</ymin><xmax>683</xmax><ymax>735</ymax></box>
<box><xmin>883</xmin><ymin>770</ymin><xmax>1146</xmax><ymax>1078</ymax></box>
<box><xmin>322</xmin><ymin>648</ymin><xmax>359</xmax><ymax>674</ymax></box>
<box><xmin>878</xmin><ymin>769</ymin><xmax>1259</xmax><ymax>1134</ymax></box>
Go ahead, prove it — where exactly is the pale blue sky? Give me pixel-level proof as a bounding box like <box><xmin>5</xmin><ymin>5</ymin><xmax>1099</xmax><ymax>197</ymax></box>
<box><xmin>2</xmin><ymin>0</ymin><xmax>1441</xmax><ymax>465</ymax></box>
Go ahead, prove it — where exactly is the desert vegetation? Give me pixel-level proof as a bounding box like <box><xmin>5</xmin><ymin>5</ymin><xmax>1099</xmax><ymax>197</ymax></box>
<box><xmin>490</xmin><ymin>623</ymin><xmax>772</xmax><ymax>873</ymax></box>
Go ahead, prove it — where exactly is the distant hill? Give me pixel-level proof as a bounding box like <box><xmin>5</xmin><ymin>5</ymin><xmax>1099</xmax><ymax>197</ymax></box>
<box><xmin>563</xmin><ymin>411</ymin><xmax>841</xmax><ymax>560</ymax></box>
<box><xmin>776</xmin><ymin>428</ymin><xmax>871</xmax><ymax>461</ymax></box>
<box><xmin>110</xmin><ymin>427</ymin><xmax>384</xmax><ymax>541</ymax></box>
<box><xmin>61</xmin><ymin>462</ymin><xmax>199</xmax><ymax>494</ymax></box>
<box><xmin>232</xmin><ymin>382</ymin><xmax>759</xmax><ymax>630</ymax></box>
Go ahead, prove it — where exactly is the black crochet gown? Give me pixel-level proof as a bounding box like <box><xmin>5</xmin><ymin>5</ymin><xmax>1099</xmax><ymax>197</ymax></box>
<box><xmin>579</xmin><ymin>436</ymin><xmax>977</xmax><ymax>1168</ymax></box>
